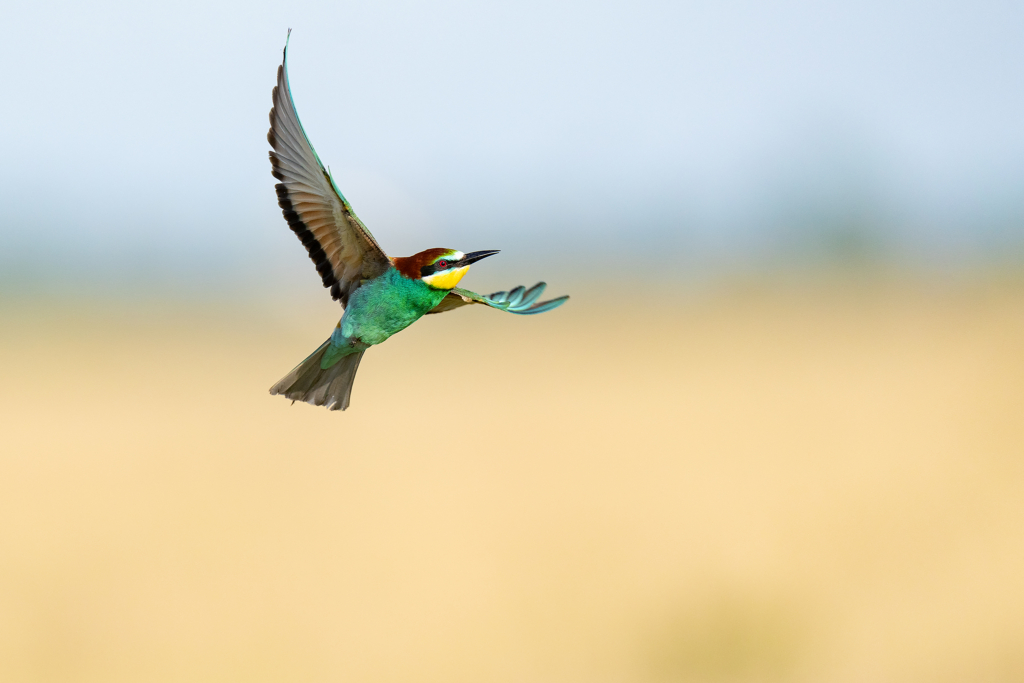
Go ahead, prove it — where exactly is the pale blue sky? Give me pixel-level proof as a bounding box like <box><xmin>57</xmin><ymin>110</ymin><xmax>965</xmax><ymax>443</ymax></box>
<box><xmin>2</xmin><ymin>0</ymin><xmax>1023</xmax><ymax>291</ymax></box>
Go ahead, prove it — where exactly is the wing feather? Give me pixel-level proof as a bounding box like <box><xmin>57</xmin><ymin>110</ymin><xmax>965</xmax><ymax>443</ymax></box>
<box><xmin>427</xmin><ymin>283</ymin><xmax>569</xmax><ymax>315</ymax></box>
<box><xmin>268</xmin><ymin>32</ymin><xmax>390</xmax><ymax>306</ymax></box>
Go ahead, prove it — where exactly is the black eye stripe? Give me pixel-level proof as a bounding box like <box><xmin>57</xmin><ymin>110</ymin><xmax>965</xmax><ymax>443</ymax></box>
<box><xmin>419</xmin><ymin>258</ymin><xmax>461</xmax><ymax>277</ymax></box>
<box><xmin>419</xmin><ymin>259</ymin><xmax>457</xmax><ymax>277</ymax></box>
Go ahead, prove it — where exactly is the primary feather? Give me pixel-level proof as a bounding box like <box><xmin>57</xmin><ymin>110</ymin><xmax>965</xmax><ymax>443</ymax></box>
<box><xmin>267</xmin><ymin>31</ymin><xmax>390</xmax><ymax>307</ymax></box>
<box><xmin>428</xmin><ymin>282</ymin><xmax>569</xmax><ymax>315</ymax></box>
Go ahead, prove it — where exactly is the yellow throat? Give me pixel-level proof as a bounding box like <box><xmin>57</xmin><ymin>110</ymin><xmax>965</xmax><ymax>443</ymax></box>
<box><xmin>423</xmin><ymin>265</ymin><xmax>470</xmax><ymax>290</ymax></box>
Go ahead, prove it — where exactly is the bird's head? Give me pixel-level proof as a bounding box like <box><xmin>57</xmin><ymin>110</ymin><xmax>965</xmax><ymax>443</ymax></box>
<box><xmin>392</xmin><ymin>248</ymin><xmax>500</xmax><ymax>290</ymax></box>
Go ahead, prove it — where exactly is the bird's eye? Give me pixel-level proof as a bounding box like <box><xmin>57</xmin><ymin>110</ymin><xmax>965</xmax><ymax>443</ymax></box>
<box><xmin>436</xmin><ymin>260</ymin><xmax>449</xmax><ymax>270</ymax></box>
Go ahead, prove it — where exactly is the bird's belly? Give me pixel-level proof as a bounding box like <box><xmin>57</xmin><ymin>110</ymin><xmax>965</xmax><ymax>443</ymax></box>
<box><xmin>342</xmin><ymin>302</ymin><xmax>421</xmax><ymax>345</ymax></box>
<box><xmin>339</xmin><ymin>272</ymin><xmax>445</xmax><ymax>346</ymax></box>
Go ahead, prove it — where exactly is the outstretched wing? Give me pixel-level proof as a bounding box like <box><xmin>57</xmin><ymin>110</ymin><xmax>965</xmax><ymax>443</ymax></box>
<box><xmin>268</xmin><ymin>32</ymin><xmax>390</xmax><ymax>307</ymax></box>
<box><xmin>428</xmin><ymin>282</ymin><xmax>569</xmax><ymax>315</ymax></box>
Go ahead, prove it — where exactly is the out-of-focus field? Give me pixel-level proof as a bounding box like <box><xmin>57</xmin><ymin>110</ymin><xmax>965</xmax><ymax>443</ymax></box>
<box><xmin>1</xmin><ymin>278</ymin><xmax>1023</xmax><ymax>683</ymax></box>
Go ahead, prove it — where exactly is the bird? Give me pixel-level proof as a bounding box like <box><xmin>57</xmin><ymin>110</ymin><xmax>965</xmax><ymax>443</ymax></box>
<box><xmin>266</xmin><ymin>32</ymin><xmax>569</xmax><ymax>411</ymax></box>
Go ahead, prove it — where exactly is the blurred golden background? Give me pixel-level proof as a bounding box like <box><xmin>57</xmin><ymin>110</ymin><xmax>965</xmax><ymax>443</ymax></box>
<box><xmin>3</xmin><ymin>275</ymin><xmax>1022</xmax><ymax>682</ymax></box>
<box><xmin>4</xmin><ymin>0</ymin><xmax>1024</xmax><ymax>680</ymax></box>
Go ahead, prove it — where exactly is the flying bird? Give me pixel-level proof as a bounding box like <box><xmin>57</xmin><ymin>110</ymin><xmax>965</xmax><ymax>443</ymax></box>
<box><xmin>267</xmin><ymin>33</ymin><xmax>568</xmax><ymax>411</ymax></box>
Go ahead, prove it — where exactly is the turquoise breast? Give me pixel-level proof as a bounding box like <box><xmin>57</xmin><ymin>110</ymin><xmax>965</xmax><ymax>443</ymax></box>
<box><xmin>339</xmin><ymin>267</ymin><xmax>448</xmax><ymax>346</ymax></box>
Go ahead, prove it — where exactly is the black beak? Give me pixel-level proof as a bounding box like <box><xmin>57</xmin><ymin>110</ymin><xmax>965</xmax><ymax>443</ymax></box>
<box><xmin>462</xmin><ymin>250</ymin><xmax>500</xmax><ymax>266</ymax></box>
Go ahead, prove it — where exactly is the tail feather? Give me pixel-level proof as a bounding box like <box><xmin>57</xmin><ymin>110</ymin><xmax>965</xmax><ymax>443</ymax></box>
<box><xmin>270</xmin><ymin>341</ymin><xmax>365</xmax><ymax>411</ymax></box>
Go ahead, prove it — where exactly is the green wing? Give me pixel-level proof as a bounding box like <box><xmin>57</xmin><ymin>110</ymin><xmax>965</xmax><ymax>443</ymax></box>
<box><xmin>268</xmin><ymin>31</ymin><xmax>390</xmax><ymax>307</ymax></box>
<box><xmin>428</xmin><ymin>282</ymin><xmax>569</xmax><ymax>315</ymax></box>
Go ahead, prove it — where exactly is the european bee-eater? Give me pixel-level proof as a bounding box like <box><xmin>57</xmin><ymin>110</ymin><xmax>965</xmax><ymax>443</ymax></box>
<box><xmin>267</xmin><ymin>33</ymin><xmax>568</xmax><ymax>411</ymax></box>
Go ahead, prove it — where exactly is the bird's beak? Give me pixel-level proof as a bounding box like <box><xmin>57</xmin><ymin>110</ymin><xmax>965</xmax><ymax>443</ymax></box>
<box><xmin>462</xmin><ymin>250</ymin><xmax>500</xmax><ymax>266</ymax></box>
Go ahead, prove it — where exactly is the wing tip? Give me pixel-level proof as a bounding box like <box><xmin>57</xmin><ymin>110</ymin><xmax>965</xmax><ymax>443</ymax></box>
<box><xmin>482</xmin><ymin>282</ymin><xmax>568</xmax><ymax>314</ymax></box>
<box><xmin>520</xmin><ymin>295</ymin><xmax>569</xmax><ymax>314</ymax></box>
